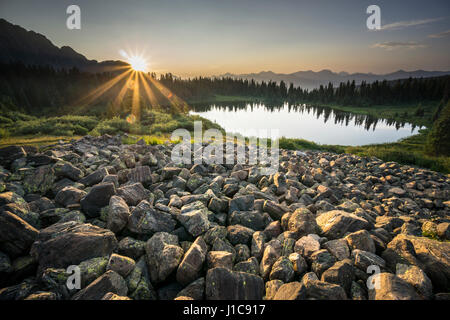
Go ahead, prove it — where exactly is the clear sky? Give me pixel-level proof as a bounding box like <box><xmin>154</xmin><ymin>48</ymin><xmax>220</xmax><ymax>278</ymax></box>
<box><xmin>1</xmin><ymin>0</ymin><xmax>449</xmax><ymax>77</ymax></box>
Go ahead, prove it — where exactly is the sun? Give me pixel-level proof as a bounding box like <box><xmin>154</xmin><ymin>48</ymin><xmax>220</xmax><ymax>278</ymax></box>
<box><xmin>119</xmin><ymin>50</ymin><xmax>148</xmax><ymax>72</ymax></box>
<box><xmin>128</xmin><ymin>55</ymin><xmax>148</xmax><ymax>72</ymax></box>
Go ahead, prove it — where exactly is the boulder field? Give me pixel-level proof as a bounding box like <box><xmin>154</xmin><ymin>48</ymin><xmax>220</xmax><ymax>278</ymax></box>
<box><xmin>0</xmin><ymin>134</ymin><xmax>449</xmax><ymax>300</ymax></box>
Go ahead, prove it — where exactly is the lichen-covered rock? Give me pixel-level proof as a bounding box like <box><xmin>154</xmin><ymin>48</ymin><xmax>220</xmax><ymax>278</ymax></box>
<box><xmin>128</xmin><ymin>200</ymin><xmax>176</xmax><ymax>235</ymax></box>
<box><xmin>31</xmin><ymin>222</ymin><xmax>117</xmax><ymax>272</ymax></box>
<box><xmin>145</xmin><ymin>232</ymin><xmax>184</xmax><ymax>284</ymax></box>
<box><xmin>107</xmin><ymin>196</ymin><xmax>129</xmax><ymax>233</ymax></box>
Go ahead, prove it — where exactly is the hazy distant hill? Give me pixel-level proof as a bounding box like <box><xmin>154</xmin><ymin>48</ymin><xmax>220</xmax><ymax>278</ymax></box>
<box><xmin>0</xmin><ymin>18</ymin><xmax>128</xmax><ymax>72</ymax></box>
<box><xmin>221</xmin><ymin>69</ymin><xmax>450</xmax><ymax>90</ymax></box>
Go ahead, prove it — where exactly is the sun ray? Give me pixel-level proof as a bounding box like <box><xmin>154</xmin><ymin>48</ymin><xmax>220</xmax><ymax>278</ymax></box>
<box><xmin>131</xmin><ymin>71</ymin><xmax>141</xmax><ymax>122</ymax></box>
<box><xmin>138</xmin><ymin>72</ymin><xmax>160</xmax><ymax>109</ymax></box>
<box><xmin>142</xmin><ymin>72</ymin><xmax>189</xmax><ymax>113</ymax></box>
<box><xmin>76</xmin><ymin>69</ymin><xmax>133</xmax><ymax>107</ymax></box>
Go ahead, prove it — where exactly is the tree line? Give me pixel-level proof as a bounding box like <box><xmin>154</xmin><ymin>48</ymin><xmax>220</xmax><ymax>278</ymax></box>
<box><xmin>0</xmin><ymin>63</ymin><xmax>449</xmax><ymax>114</ymax></box>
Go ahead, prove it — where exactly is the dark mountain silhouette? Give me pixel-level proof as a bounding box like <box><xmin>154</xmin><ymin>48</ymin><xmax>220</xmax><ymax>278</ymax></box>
<box><xmin>0</xmin><ymin>18</ymin><xmax>128</xmax><ymax>72</ymax></box>
<box><xmin>221</xmin><ymin>69</ymin><xmax>450</xmax><ymax>90</ymax></box>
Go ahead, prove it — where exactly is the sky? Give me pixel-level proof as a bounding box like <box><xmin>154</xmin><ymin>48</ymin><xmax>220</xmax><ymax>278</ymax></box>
<box><xmin>1</xmin><ymin>0</ymin><xmax>449</xmax><ymax>77</ymax></box>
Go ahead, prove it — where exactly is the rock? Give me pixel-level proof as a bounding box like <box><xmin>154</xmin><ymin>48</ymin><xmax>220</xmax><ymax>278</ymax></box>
<box><xmin>53</xmin><ymin>161</ymin><xmax>84</xmax><ymax>181</ymax></box>
<box><xmin>23</xmin><ymin>165</ymin><xmax>55</xmax><ymax>195</ymax></box>
<box><xmin>227</xmin><ymin>225</ymin><xmax>254</xmax><ymax>245</ymax></box>
<box><xmin>294</xmin><ymin>234</ymin><xmax>321</xmax><ymax>260</ymax></box>
<box><xmin>229</xmin><ymin>195</ymin><xmax>254</xmax><ymax>214</ymax></box>
<box><xmin>273</xmin><ymin>282</ymin><xmax>306</xmax><ymax>300</ymax></box>
<box><xmin>265</xmin><ymin>280</ymin><xmax>284</xmax><ymax>300</ymax></box>
<box><xmin>30</xmin><ymin>222</ymin><xmax>117</xmax><ymax>271</ymax></box>
<box><xmin>127</xmin><ymin>165</ymin><xmax>152</xmax><ymax>185</ymax></box>
<box><xmin>128</xmin><ymin>200</ymin><xmax>176</xmax><ymax>235</ymax></box>
<box><xmin>288</xmin><ymin>252</ymin><xmax>308</xmax><ymax>276</ymax></box>
<box><xmin>207</xmin><ymin>251</ymin><xmax>233</xmax><ymax>270</ymax></box>
<box><xmin>177</xmin><ymin>204</ymin><xmax>211</xmax><ymax>237</ymax></box>
<box><xmin>107</xmin><ymin>253</ymin><xmax>136</xmax><ymax>278</ymax></box>
<box><xmin>287</xmin><ymin>208</ymin><xmax>318</xmax><ymax>238</ymax></box>
<box><xmin>78</xmin><ymin>256</ymin><xmax>109</xmax><ymax>288</ymax></box>
<box><xmin>345</xmin><ymin>230</ymin><xmax>376</xmax><ymax>253</ymax></box>
<box><xmin>321</xmin><ymin>259</ymin><xmax>354</xmax><ymax>295</ymax></box>
<box><xmin>310</xmin><ymin>249</ymin><xmax>336</xmax><ymax>277</ymax></box>
<box><xmin>205</xmin><ymin>267</ymin><xmax>264</xmax><ymax>300</ymax></box>
<box><xmin>25</xmin><ymin>292</ymin><xmax>58</xmax><ymax>300</ymax></box>
<box><xmin>437</xmin><ymin>222</ymin><xmax>450</xmax><ymax>240</ymax></box>
<box><xmin>177</xmin><ymin>237</ymin><xmax>208</xmax><ymax>286</ymax></box>
<box><xmin>396</xmin><ymin>264</ymin><xmax>433</xmax><ymax>299</ymax></box>
<box><xmin>0</xmin><ymin>210</ymin><xmax>39</xmax><ymax>258</ymax></box>
<box><xmin>55</xmin><ymin>187</ymin><xmax>86</xmax><ymax>207</ymax></box>
<box><xmin>80</xmin><ymin>182</ymin><xmax>116</xmax><ymax>217</ymax></box>
<box><xmin>175</xmin><ymin>277</ymin><xmax>205</xmax><ymax>300</ymax></box>
<box><xmin>228</xmin><ymin>210</ymin><xmax>270</xmax><ymax>231</ymax></box>
<box><xmin>368</xmin><ymin>273</ymin><xmax>421</xmax><ymax>300</ymax></box>
<box><xmin>251</xmin><ymin>231</ymin><xmax>266</xmax><ymax>261</ymax></box>
<box><xmin>79</xmin><ymin>168</ymin><xmax>108</xmax><ymax>187</ymax></box>
<box><xmin>101</xmin><ymin>292</ymin><xmax>132</xmax><ymax>300</ymax></box>
<box><xmin>0</xmin><ymin>278</ymin><xmax>38</xmax><ymax>300</ymax></box>
<box><xmin>234</xmin><ymin>257</ymin><xmax>259</xmax><ymax>275</ymax></box>
<box><xmin>382</xmin><ymin>234</ymin><xmax>450</xmax><ymax>292</ymax></box>
<box><xmin>72</xmin><ymin>270</ymin><xmax>127</xmax><ymax>300</ymax></box>
<box><xmin>263</xmin><ymin>200</ymin><xmax>287</xmax><ymax>220</ymax></box>
<box><xmin>117</xmin><ymin>183</ymin><xmax>148</xmax><ymax>206</ymax></box>
<box><xmin>107</xmin><ymin>196</ymin><xmax>130</xmax><ymax>233</ymax></box>
<box><xmin>316</xmin><ymin>210</ymin><xmax>371</xmax><ymax>239</ymax></box>
<box><xmin>303</xmin><ymin>280</ymin><xmax>347</xmax><ymax>300</ymax></box>
<box><xmin>352</xmin><ymin>249</ymin><xmax>386</xmax><ymax>271</ymax></box>
<box><xmin>323</xmin><ymin>239</ymin><xmax>350</xmax><ymax>261</ymax></box>
<box><xmin>118</xmin><ymin>237</ymin><xmax>146</xmax><ymax>261</ymax></box>
<box><xmin>260</xmin><ymin>243</ymin><xmax>280</xmax><ymax>280</ymax></box>
<box><xmin>269</xmin><ymin>256</ymin><xmax>295</xmax><ymax>282</ymax></box>
<box><xmin>145</xmin><ymin>232</ymin><xmax>184</xmax><ymax>283</ymax></box>
<box><xmin>0</xmin><ymin>146</ymin><xmax>26</xmax><ymax>168</ymax></box>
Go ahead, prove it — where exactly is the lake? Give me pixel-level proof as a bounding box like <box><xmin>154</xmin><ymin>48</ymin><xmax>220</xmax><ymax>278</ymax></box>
<box><xmin>190</xmin><ymin>103</ymin><xmax>421</xmax><ymax>146</ymax></box>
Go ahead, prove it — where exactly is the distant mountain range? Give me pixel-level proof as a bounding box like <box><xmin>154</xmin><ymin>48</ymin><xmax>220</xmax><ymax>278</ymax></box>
<box><xmin>221</xmin><ymin>69</ymin><xmax>450</xmax><ymax>90</ymax></box>
<box><xmin>0</xmin><ymin>18</ymin><xmax>128</xmax><ymax>73</ymax></box>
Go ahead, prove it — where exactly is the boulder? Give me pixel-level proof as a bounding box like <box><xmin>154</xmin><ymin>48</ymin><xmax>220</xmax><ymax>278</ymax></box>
<box><xmin>205</xmin><ymin>267</ymin><xmax>264</xmax><ymax>300</ymax></box>
<box><xmin>176</xmin><ymin>237</ymin><xmax>208</xmax><ymax>285</ymax></box>
<box><xmin>0</xmin><ymin>210</ymin><xmax>39</xmax><ymax>258</ymax></box>
<box><xmin>72</xmin><ymin>270</ymin><xmax>127</xmax><ymax>300</ymax></box>
<box><xmin>145</xmin><ymin>232</ymin><xmax>184</xmax><ymax>283</ymax></box>
<box><xmin>80</xmin><ymin>182</ymin><xmax>116</xmax><ymax>217</ymax></box>
<box><xmin>30</xmin><ymin>221</ymin><xmax>117</xmax><ymax>271</ymax></box>
<box><xmin>316</xmin><ymin>210</ymin><xmax>371</xmax><ymax>239</ymax></box>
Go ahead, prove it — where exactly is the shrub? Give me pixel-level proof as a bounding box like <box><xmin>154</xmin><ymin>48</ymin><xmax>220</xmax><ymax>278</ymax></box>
<box><xmin>426</xmin><ymin>100</ymin><xmax>450</xmax><ymax>156</ymax></box>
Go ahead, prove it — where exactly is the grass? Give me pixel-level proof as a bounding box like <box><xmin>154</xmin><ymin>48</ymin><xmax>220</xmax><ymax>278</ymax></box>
<box><xmin>0</xmin><ymin>135</ymin><xmax>82</xmax><ymax>147</ymax></box>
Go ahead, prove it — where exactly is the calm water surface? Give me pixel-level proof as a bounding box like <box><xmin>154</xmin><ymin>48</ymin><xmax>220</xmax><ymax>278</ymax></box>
<box><xmin>190</xmin><ymin>103</ymin><xmax>421</xmax><ymax>146</ymax></box>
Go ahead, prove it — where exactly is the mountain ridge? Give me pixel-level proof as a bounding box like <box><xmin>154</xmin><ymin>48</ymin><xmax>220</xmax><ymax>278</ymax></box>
<box><xmin>220</xmin><ymin>69</ymin><xmax>450</xmax><ymax>90</ymax></box>
<box><xmin>0</xmin><ymin>18</ymin><xmax>128</xmax><ymax>73</ymax></box>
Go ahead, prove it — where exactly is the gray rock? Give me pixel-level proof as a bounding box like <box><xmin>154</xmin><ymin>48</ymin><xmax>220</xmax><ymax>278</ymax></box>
<box><xmin>107</xmin><ymin>196</ymin><xmax>129</xmax><ymax>233</ymax></box>
<box><xmin>205</xmin><ymin>267</ymin><xmax>264</xmax><ymax>300</ymax></box>
<box><xmin>176</xmin><ymin>236</ymin><xmax>208</xmax><ymax>286</ymax></box>
<box><xmin>128</xmin><ymin>200</ymin><xmax>176</xmax><ymax>235</ymax></box>
<box><xmin>80</xmin><ymin>182</ymin><xmax>116</xmax><ymax>217</ymax></box>
<box><xmin>145</xmin><ymin>232</ymin><xmax>184</xmax><ymax>283</ymax></box>
<box><xmin>72</xmin><ymin>270</ymin><xmax>127</xmax><ymax>300</ymax></box>
<box><xmin>316</xmin><ymin>210</ymin><xmax>371</xmax><ymax>239</ymax></box>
